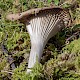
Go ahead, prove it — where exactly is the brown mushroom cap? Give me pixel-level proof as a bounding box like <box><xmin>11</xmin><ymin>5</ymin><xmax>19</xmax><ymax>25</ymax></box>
<box><xmin>6</xmin><ymin>7</ymin><xmax>67</xmax><ymax>23</ymax></box>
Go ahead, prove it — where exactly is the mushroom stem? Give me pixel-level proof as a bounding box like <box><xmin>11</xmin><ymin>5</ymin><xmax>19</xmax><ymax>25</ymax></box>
<box><xmin>26</xmin><ymin>24</ymin><xmax>46</xmax><ymax>73</ymax></box>
<box><xmin>27</xmin><ymin>39</ymin><xmax>44</xmax><ymax>72</ymax></box>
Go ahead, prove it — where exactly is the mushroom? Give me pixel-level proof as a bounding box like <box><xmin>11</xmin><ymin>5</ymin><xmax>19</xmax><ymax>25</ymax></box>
<box><xmin>6</xmin><ymin>7</ymin><xmax>71</xmax><ymax>73</ymax></box>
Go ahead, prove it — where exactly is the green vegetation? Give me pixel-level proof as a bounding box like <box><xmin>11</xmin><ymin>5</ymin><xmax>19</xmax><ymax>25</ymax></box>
<box><xmin>0</xmin><ymin>0</ymin><xmax>80</xmax><ymax>80</ymax></box>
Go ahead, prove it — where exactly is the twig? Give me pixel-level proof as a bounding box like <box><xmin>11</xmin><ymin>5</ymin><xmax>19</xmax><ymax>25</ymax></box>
<box><xmin>66</xmin><ymin>31</ymin><xmax>80</xmax><ymax>43</ymax></box>
<box><xmin>1</xmin><ymin>70</ymin><xmax>14</xmax><ymax>74</ymax></box>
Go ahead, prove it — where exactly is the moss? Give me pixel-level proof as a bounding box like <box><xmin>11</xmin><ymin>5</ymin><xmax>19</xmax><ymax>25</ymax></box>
<box><xmin>12</xmin><ymin>61</ymin><xmax>44</xmax><ymax>80</ymax></box>
<box><xmin>62</xmin><ymin>38</ymin><xmax>80</xmax><ymax>54</ymax></box>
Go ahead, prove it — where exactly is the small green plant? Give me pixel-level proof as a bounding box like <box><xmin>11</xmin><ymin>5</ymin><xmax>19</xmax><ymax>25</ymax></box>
<box><xmin>54</xmin><ymin>0</ymin><xmax>59</xmax><ymax>6</ymax></box>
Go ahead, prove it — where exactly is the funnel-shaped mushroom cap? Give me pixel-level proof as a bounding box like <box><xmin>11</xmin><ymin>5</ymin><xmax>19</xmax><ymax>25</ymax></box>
<box><xmin>6</xmin><ymin>7</ymin><xmax>71</xmax><ymax>26</ymax></box>
<box><xmin>6</xmin><ymin>7</ymin><xmax>71</xmax><ymax>73</ymax></box>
